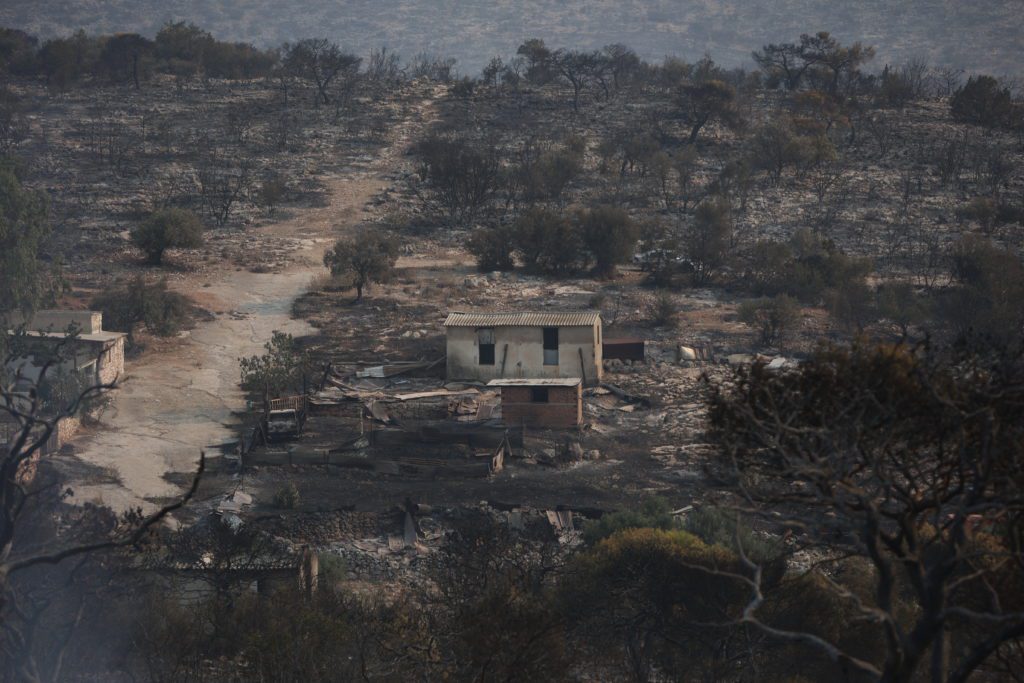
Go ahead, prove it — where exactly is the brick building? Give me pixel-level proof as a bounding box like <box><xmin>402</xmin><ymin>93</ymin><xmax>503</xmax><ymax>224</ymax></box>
<box><xmin>488</xmin><ymin>378</ymin><xmax>583</xmax><ymax>429</ymax></box>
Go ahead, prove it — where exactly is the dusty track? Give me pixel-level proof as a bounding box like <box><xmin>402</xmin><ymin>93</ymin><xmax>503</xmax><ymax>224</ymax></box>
<box><xmin>62</xmin><ymin>95</ymin><xmax>434</xmax><ymax>513</ymax></box>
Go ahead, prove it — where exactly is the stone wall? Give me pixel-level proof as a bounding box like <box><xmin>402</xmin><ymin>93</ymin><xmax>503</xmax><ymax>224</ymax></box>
<box><xmin>98</xmin><ymin>336</ymin><xmax>125</xmax><ymax>386</ymax></box>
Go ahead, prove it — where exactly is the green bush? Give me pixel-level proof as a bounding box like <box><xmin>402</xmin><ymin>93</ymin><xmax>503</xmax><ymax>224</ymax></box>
<box><xmin>239</xmin><ymin>331</ymin><xmax>310</xmax><ymax>400</ymax></box>
<box><xmin>467</xmin><ymin>223</ymin><xmax>516</xmax><ymax>272</ymax></box>
<box><xmin>649</xmin><ymin>291</ymin><xmax>678</xmax><ymax>328</ymax></box>
<box><xmin>875</xmin><ymin>282</ymin><xmax>929</xmax><ymax>336</ymax></box>
<box><xmin>131</xmin><ymin>208</ymin><xmax>204</xmax><ymax>265</ymax></box>
<box><xmin>738</xmin><ymin>294</ymin><xmax>800</xmax><ymax>346</ymax></box>
<box><xmin>257</xmin><ymin>174</ymin><xmax>288</xmax><ymax>214</ymax></box>
<box><xmin>684</xmin><ymin>506</ymin><xmax>785</xmax><ymax>570</ymax></box>
<box><xmin>273</xmin><ymin>482</ymin><xmax>300</xmax><ymax>509</ymax></box>
<box><xmin>518</xmin><ymin>146</ymin><xmax>583</xmax><ymax>202</ymax></box>
<box><xmin>576</xmin><ymin>205</ymin><xmax>638</xmax><ymax>278</ymax></box>
<box><xmin>940</xmin><ymin>235</ymin><xmax>1024</xmax><ymax>342</ymax></box>
<box><xmin>688</xmin><ymin>197</ymin><xmax>733</xmax><ymax>285</ymax></box>
<box><xmin>323</xmin><ymin>231</ymin><xmax>399</xmax><ymax>301</ymax></box>
<box><xmin>583</xmin><ymin>497</ymin><xmax>677</xmax><ymax>545</ymax></box>
<box><xmin>92</xmin><ymin>276</ymin><xmax>193</xmax><ymax>344</ymax></box>
<box><xmin>950</xmin><ymin>75</ymin><xmax>1013</xmax><ymax>129</ymax></box>
<box><xmin>513</xmin><ymin>207</ymin><xmax>584</xmax><ymax>275</ymax></box>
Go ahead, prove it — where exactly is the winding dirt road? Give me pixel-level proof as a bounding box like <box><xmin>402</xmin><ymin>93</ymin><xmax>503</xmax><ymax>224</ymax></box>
<box><xmin>64</xmin><ymin>98</ymin><xmax>432</xmax><ymax>513</ymax></box>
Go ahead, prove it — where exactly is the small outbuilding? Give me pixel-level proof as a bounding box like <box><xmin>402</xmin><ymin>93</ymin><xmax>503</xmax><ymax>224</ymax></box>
<box><xmin>488</xmin><ymin>378</ymin><xmax>583</xmax><ymax>429</ymax></box>
<box><xmin>445</xmin><ymin>311</ymin><xmax>602</xmax><ymax>385</ymax></box>
<box><xmin>6</xmin><ymin>310</ymin><xmax>126</xmax><ymax>386</ymax></box>
<box><xmin>603</xmin><ymin>337</ymin><xmax>646</xmax><ymax>362</ymax></box>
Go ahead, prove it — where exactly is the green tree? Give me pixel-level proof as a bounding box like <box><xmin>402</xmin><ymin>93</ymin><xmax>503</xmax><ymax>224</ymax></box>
<box><xmin>0</xmin><ymin>28</ymin><xmax>38</xmax><ymax>76</ymax></box>
<box><xmin>513</xmin><ymin>206</ymin><xmax>584</xmax><ymax>275</ymax></box>
<box><xmin>516</xmin><ymin>38</ymin><xmax>554</xmax><ymax>85</ymax></box>
<box><xmin>748</xmin><ymin>119</ymin><xmax>812</xmax><ymax>184</ymax></box>
<box><xmin>467</xmin><ymin>223</ymin><xmax>516</xmax><ymax>272</ymax></box>
<box><xmin>709</xmin><ymin>341</ymin><xmax>1024</xmax><ymax>682</ymax></box>
<box><xmin>576</xmin><ymin>205</ymin><xmax>638</xmax><ymax>278</ymax></box>
<box><xmin>282</xmin><ymin>39</ymin><xmax>360</xmax><ymax>105</ymax></box>
<box><xmin>154</xmin><ymin>21</ymin><xmax>214</xmax><ymax>74</ymax></box>
<box><xmin>562</xmin><ymin>528</ymin><xmax>752</xmax><ymax>681</ymax></box>
<box><xmin>0</xmin><ymin>164</ymin><xmax>58</xmax><ymax>320</ymax></box>
<box><xmin>414</xmin><ymin>135</ymin><xmax>502</xmax><ymax>224</ymax></box>
<box><xmin>37</xmin><ymin>32</ymin><xmax>96</xmax><ymax>89</ymax></box>
<box><xmin>738</xmin><ymin>295</ymin><xmax>801</xmax><ymax>346</ymax></box>
<box><xmin>239</xmin><ymin>331</ymin><xmax>310</xmax><ymax>400</ymax></box>
<box><xmin>687</xmin><ymin>197</ymin><xmax>732</xmax><ymax>285</ymax></box>
<box><xmin>940</xmin><ymin>235</ymin><xmax>1024</xmax><ymax>342</ymax></box>
<box><xmin>676</xmin><ymin>79</ymin><xmax>741</xmax><ymax>144</ymax></box>
<box><xmin>131</xmin><ymin>208</ymin><xmax>204</xmax><ymax>265</ymax></box>
<box><xmin>98</xmin><ymin>33</ymin><xmax>154</xmax><ymax>88</ymax></box>
<box><xmin>92</xmin><ymin>276</ymin><xmax>193</xmax><ymax>345</ymax></box>
<box><xmin>875</xmin><ymin>282</ymin><xmax>929</xmax><ymax>336</ymax></box>
<box><xmin>950</xmin><ymin>75</ymin><xmax>1013</xmax><ymax>129</ymax></box>
<box><xmin>323</xmin><ymin>230</ymin><xmax>399</xmax><ymax>302</ymax></box>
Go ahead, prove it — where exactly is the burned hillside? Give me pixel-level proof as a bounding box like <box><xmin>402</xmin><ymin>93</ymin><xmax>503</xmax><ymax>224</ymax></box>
<box><xmin>2</xmin><ymin>18</ymin><xmax>1024</xmax><ymax>683</ymax></box>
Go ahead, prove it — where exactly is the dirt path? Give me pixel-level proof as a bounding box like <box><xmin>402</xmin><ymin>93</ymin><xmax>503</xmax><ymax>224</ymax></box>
<box><xmin>63</xmin><ymin>96</ymin><xmax>435</xmax><ymax>513</ymax></box>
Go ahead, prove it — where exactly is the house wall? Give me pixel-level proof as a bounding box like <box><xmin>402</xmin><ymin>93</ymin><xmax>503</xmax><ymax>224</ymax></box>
<box><xmin>13</xmin><ymin>310</ymin><xmax>104</xmax><ymax>334</ymax></box>
<box><xmin>500</xmin><ymin>384</ymin><xmax>582</xmax><ymax>428</ymax></box>
<box><xmin>447</xmin><ymin>323</ymin><xmax>602</xmax><ymax>384</ymax></box>
<box><xmin>97</xmin><ymin>337</ymin><xmax>125</xmax><ymax>385</ymax></box>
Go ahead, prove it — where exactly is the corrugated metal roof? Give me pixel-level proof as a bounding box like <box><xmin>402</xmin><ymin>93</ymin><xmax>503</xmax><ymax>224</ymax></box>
<box><xmin>487</xmin><ymin>378</ymin><xmax>582</xmax><ymax>387</ymax></box>
<box><xmin>444</xmin><ymin>311</ymin><xmax>601</xmax><ymax>327</ymax></box>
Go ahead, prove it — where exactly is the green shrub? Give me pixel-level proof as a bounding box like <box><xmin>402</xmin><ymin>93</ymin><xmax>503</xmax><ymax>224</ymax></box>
<box><xmin>273</xmin><ymin>482</ymin><xmax>300</xmax><ymax>509</ymax></box>
<box><xmin>649</xmin><ymin>291</ymin><xmax>678</xmax><ymax>328</ymax></box>
<box><xmin>684</xmin><ymin>506</ymin><xmax>785</xmax><ymax>570</ymax></box>
<box><xmin>131</xmin><ymin>208</ymin><xmax>203</xmax><ymax>265</ymax></box>
<box><xmin>950</xmin><ymin>75</ymin><xmax>1013</xmax><ymax>129</ymax></box>
<box><xmin>92</xmin><ymin>276</ymin><xmax>193</xmax><ymax>344</ymax></box>
<box><xmin>323</xmin><ymin>230</ymin><xmax>399</xmax><ymax>301</ymax></box>
<box><xmin>513</xmin><ymin>207</ymin><xmax>584</xmax><ymax>275</ymax></box>
<box><xmin>467</xmin><ymin>223</ymin><xmax>516</xmax><ymax>272</ymax></box>
<box><xmin>576</xmin><ymin>205</ymin><xmax>638</xmax><ymax>278</ymax></box>
<box><xmin>239</xmin><ymin>331</ymin><xmax>310</xmax><ymax>400</ymax></box>
<box><xmin>583</xmin><ymin>497</ymin><xmax>677</xmax><ymax>545</ymax></box>
<box><xmin>257</xmin><ymin>174</ymin><xmax>288</xmax><ymax>214</ymax></box>
<box><xmin>737</xmin><ymin>294</ymin><xmax>800</xmax><ymax>346</ymax></box>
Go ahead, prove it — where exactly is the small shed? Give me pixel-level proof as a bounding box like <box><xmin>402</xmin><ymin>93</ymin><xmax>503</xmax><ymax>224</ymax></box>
<box><xmin>488</xmin><ymin>378</ymin><xmax>582</xmax><ymax>429</ymax></box>
<box><xmin>603</xmin><ymin>337</ymin><xmax>646</xmax><ymax>362</ymax></box>
<box><xmin>6</xmin><ymin>310</ymin><xmax>126</xmax><ymax>386</ymax></box>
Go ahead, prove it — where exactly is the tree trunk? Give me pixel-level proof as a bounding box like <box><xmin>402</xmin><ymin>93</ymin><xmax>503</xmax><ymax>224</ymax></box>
<box><xmin>931</xmin><ymin>628</ymin><xmax>949</xmax><ymax>683</ymax></box>
<box><xmin>689</xmin><ymin>124</ymin><xmax>702</xmax><ymax>144</ymax></box>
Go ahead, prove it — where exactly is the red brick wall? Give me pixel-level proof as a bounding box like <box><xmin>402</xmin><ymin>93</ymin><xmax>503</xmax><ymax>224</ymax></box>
<box><xmin>501</xmin><ymin>385</ymin><xmax>582</xmax><ymax>429</ymax></box>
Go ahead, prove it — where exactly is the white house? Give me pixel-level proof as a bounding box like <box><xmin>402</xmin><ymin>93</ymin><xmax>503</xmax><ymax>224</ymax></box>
<box><xmin>444</xmin><ymin>311</ymin><xmax>602</xmax><ymax>385</ymax></box>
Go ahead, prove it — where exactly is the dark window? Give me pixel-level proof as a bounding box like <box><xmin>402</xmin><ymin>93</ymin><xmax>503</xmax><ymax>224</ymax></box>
<box><xmin>531</xmin><ymin>387</ymin><xmax>549</xmax><ymax>403</ymax></box>
<box><xmin>478</xmin><ymin>328</ymin><xmax>495</xmax><ymax>365</ymax></box>
<box><xmin>543</xmin><ymin>327</ymin><xmax>558</xmax><ymax>365</ymax></box>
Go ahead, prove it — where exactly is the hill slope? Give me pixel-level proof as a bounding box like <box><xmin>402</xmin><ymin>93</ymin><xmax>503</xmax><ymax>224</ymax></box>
<box><xmin>2</xmin><ymin>0</ymin><xmax>1022</xmax><ymax>75</ymax></box>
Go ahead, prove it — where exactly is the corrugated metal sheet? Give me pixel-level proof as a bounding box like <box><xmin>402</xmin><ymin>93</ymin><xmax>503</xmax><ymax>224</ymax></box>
<box><xmin>444</xmin><ymin>311</ymin><xmax>601</xmax><ymax>327</ymax></box>
<box><xmin>487</xmin><ymin>378</ymin><xmax>582</xmax><ymax>387</ymax></box>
